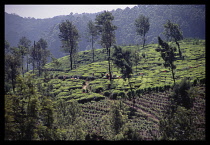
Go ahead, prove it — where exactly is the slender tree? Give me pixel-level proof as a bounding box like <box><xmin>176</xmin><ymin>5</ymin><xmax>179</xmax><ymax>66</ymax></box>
<box><xmin>163</xmin><ymin>20</ymin><xmax>183</xmax><ymax>57</ymax></box>
<box><xmin>132</xmin><ymin>50</ymin><xmax>141</xmax><ymax>74</ymax></box>
<box><xmin>18</xmin><ymin>36</ymin><xmax>31</xmax><ymax>73</ymax></box>
<box><xmin>95</xmin><ymin>11</ymin><xmax>117</xmax><ymax>83</ymax></box>
<box><xmin>5</xmin><ymin>47</ymin><xmax>21</xmax><ymax>92</ymax></box>
<box><xmin>87</xmin><ymin>20</ymin><xmax>98</xmax><ymax>62</ymax></box>
<box><xmin>36</xmin><ymin>38</ymin><xmax>50</xmax><ymax>76</ymax></box>
<box><xmin>30</xmin><ymin>41</ymin><xmax>37</xmax><ymax>74</ymax></box>
<box><xmin>135</xmin><ymin>15</ymin><xmax>150</xmax><ymax>49</ymax></box>
<box><xmin>112</xmin><ymin>45</ymin><xmax>135</xmax><ymax>107</ymax></box>
<box><xmin>59</xmin><ymin>20</ymin><xmax>79</xmax><ymax>70</ymax></box>
<box><xmin>156</xmin><ymin>36</ymin><xmax>177</xmax><ymax>86</ymax></box>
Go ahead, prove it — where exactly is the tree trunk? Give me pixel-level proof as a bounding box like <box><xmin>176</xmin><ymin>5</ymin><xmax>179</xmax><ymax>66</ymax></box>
<box><xmin>171</xmin><ymin>67</ymin><xmax>176</xmax><ymax>86</ymax></box>
<box><xmin>143</xmin><ymin>34</ymin><xmax>146</xmax><ymax>49</ymax></box>
<box><xmin>128</xmin><ymin>79</ymin><xmax>135</xmax><ymax>108</ymax></box>
<box><xmin>11</xmin><ymin>73</ymin><xmax>15</xmax><ymax>93</ymax></box>
<box><xmin>32</xmin><ymin>60</ymin><xmax>34</xmax><ymax>74</ymax></box>
<box><xmin>136</xmin><ymin>63</ymin><xmax>138</xmax><ymax>74</ymax></box>
<box><xmin>26</xmin><ymin>55</ymin><xmax>28</xmax><ymax>72</ymax></box>
<box><xmin>70</xmin><ymin>52</ymin><xmax>73</xmax><ymax>70</ymax></box>
<box><xmin>108</xmin><ymin>48</ymin><xmax>112</xmax><ymax>84</ymax></box>
<box><xmin>176</xmin><ymin>41</ymin><xmax>182</xmax><ymax>58</ymax></box>
<box><xmin>39</xmin><ymin>61</ymin><xmax>41</xmax><ymax>76</ymax></box>
<box><xmin>22</xmin><ymin>55</ymin><xmax>24</xmax><ymax>77</ymax></box>
<box><xmin>92</xmin><ymin>35</ymin><xmax>94</xmax><ymax>62</ymax></box>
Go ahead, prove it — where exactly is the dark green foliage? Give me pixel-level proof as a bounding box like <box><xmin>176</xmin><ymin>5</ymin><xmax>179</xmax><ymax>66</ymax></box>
<box><xmin>103</xmin><ymin>91</ymin><xmax>110</xmax><ymax>97</ymax></box>
<box><xmin>159</xmin><ymin>106</ymin><xmax>196</xmax><ymax>140</ymax></box>
<box><xmin>5</xmin><ymin>46</ymin><xmax>21</xmax><ymax>93</ymax></box>
<box><xmin>118</xmin><ymin>91</ymin><xmax>126</xmax><ymax>99</ymax></box>
<box><xmin>110</xmin><ymin>101</ymin><xmax>127</xmax><ymax>135</ymax></box>
<box><xmin>163</xmin><ymin>20</ymin><xmax>183</xmax><ymax>42</ymax></box>
<box><xmin>136</xmin><ymin>88</ymin><xmax>143</xmax><ymax>96</ymax></box>
<box><xmin>135</xmin><ymin>14</ymin><xmax>150</xmax><ymax>48</ymax></box>
<box><xmin>170</xmin><ymin>78</ymin><xmax>193</xmax><ymax>109</ymax></box>
<box><xmin>92</xmin><ymin>86</ymin><xmax>104</xmax><ymax>93</ymax></box>
<box><xmin>112</xmin><ymin>45</ymin><xmax>133</xmax><ymax>81</ymax></box>
<box><xmin>157</xmin><ymin>36</ymin><xmax>177</xmax><ymax>85</ymax></box>
<box><xmin>121</xmin><ymin>126</ymin><xmax>142</xmax><ymax>140</ymax></box>
<box><xmin>18</xmin><ymin>36</ymin><xmax>31</xmax><ymax>76</ymax></box>
<box><xmin>86</xmin><ymin>20</ymin><xmax>99</xmax><ymax>62</ymax></box>
<box><xmin>127</xmin><ymin>90</ymin><xmax>136</xmax><ymax>100</ymax></box>
<box><xmin>95</xmin><ymin>11</ymin><xmax>117</xmax><ymax>82</ymax></box>
<box><xmin>59</xmin><ymin>20</ymin><xmax>79</xmax><ymax>70</ymax></box>
<box><xmin>163</xmin><ymin>20</ymin><xmax>183</xmax><ymax>57</ymax></box>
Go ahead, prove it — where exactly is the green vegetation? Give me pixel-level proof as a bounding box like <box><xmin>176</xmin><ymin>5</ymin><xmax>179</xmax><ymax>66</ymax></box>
<box><xmin>135</xmin><ymin>14</ymin><xmax>150</xmax><ymax>48</ymax></box>
<box><xmin>5</xmin><ymin>6</ymin><xmax>205</xmax><ymax>140</ymax></box>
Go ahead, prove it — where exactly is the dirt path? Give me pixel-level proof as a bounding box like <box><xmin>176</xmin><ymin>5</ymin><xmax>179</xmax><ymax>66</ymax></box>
<box><xmin>123</xmin><ymin>101</ymin><xmax>159</xmax><ymax>123</ymax></box>
<box><xmin>82</xmin><ymin>81</ymin><xmax>89</xmax><ymax>90</ymax></box>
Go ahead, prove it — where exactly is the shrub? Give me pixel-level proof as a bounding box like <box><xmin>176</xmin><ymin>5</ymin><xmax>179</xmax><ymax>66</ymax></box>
<box><xmin>103</xmin><ymin>91</ymin><xmax>110</xmax><ymax>97</ymax></box>
<box><xmin>118</xmin><ymin>91</ymin><xmax>126</xmax><ymax>99</ymax></box>
<box><xmin>92</xmin><ymin>86</ymin><xmax>104</xmax><ymax>93</ymax></box>
<box><xmin>159</xmin><ymin>86</ymin><xmax>164</xmax><ymax>92</ymax></box>
<box><xmin>127</xmin><ymin>90</ymin><xmax>136</xmax><ymax>100</ymax></box>
<box><xmin>171</xmin><ymin>78</ymin><xmax>193</xmax><ymax>109</ymax></box>
<box><xmin>200</xmin><ymin>77</ymin><xmax>205</xmax><ymax>84</ymax></box>
<box><xmin>147</xmin><ymin>87</ymin><xmax>152</xmax><ymax>92</ymax></box>
<box><xmin>193</xmin><ymin>79</ymin><xmax>198</xmax><ymax>86</ymax></box>
<box><xmin>136</xmin><ymin>89</ymin><xmax>143</xmax><ymax>96</ymax></box>
<box><xmin>152</xmin><ymin>87</ymin><xmax>156</xmax><ymax>92</ymax></box>
<box><xmin>111</xmin><ymin>90</ymin><xmax>120</xmax><ymax>100</ymax></box>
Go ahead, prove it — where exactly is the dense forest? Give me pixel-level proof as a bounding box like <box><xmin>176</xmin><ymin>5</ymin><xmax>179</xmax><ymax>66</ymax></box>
<box><xmin>5</xmin><ymin>5</ymin><xmax>205</xmax><ymax>59</ymax></box>
<box><xmin>5</xmin><ymin>5</ymin><xmax>205</xmax><ymax>141</ymax></box>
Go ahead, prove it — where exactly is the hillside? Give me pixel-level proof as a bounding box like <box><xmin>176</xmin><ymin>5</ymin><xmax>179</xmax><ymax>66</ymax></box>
<box><xmin>5</xmin><ymin>37</ymin><xmax>205</xmax><ymax>140</ymax></box>
<box><xmin>43</xmin><ymin>38</ymin><xmax>205</xmax><ymax>95</ymax></box>
<box><xmin>5</xmin><ymin>5</ymin><xmax>205</xmax><ymax>58</ymax></box>
<box><xmin>29</xmin><ymin>38</ymin><xmax>205</xmax><ymax>140</ymax></box>
<box><xmin>5</xmin><ymin>4</ymin><xmax>206</xmax><ymax>140</ymax></box>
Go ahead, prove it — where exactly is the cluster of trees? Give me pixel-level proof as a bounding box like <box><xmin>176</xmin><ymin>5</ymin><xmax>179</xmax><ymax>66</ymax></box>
<box><xmin>159</xmin><ymin>78</ymin><xmax>204</xmax><ymax>140</ymax></box>
<box><xmin>5</xmin><ymin>5</ymin><xmax>205</xmax><ymax>58</ymax></box>
<box><xmin>58</xmin><ymin>11</ymin><xmax>150</xmax><ymax>85</ymax></box>
<box><xmin>59</xmin><ymin>10</ymin><xmax>185</xmax><ymax>89</ymax></box>
<box><xmin>5</xmin><ymin>72</ymin><xmax>141</xmax><ymax>140</ymax></box>
<box><xmin>5</xmin><ymin>37</ymin><xmax>50</xmax><ymax>94</ymax></box>
<box><xmin>5</xmin><ymin>74</ymin><xmax>58</xmax><ymax>140</ymax></box>
<box><xmin>5</xmin><ymin>6</ymin><xmax>205</xmax><ymax>141</ymax></box>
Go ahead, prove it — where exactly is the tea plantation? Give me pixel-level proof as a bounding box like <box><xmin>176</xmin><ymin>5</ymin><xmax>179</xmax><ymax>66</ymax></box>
<box><xmin>26</xmin><ymin>38</ymin><xmax>205</xmax><ymax>140</ymax></box>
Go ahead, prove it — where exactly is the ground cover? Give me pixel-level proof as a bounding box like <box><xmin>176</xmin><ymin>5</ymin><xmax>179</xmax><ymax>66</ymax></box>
<box><xmin>31</xmin><ymin>38</ymin><xmax>205</xmax><ymax>140</ymax></box>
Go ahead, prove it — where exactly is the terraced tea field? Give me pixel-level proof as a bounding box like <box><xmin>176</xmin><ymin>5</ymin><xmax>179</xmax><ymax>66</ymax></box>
<box><xmin>30</xmin><ymin>38</ymin><xmax>205</xmax><ymax>140</ymax></box>
<box><xmin>41</xmin><ymin>39</ymin><xmax>205</xmax><ymax>104</ymax></box>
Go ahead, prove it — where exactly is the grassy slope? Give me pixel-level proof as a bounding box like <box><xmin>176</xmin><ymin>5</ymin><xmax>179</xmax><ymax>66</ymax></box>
<box><xmin>43</xmin><ymin>38</ymin><xmax>205</xmax><ymax>102</ymax></box>
<box><xmin>31</xmin><ymin>38</ymin><xmax>205</xmax><ymax>140</ymax></box>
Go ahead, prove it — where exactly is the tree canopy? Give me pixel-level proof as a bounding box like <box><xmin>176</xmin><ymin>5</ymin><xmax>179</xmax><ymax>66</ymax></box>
<box><xmin>59</xmin><ymin>20</ymin><xmax>79</xmax><ymax>70</ymax></box>
<box><xmin>135</xmin><ymin>14</ymin><xmax>150</xmax><ymax>48</ymax></box>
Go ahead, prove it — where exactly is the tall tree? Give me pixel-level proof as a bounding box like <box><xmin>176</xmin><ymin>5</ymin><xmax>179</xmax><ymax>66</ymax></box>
<box><xmin>59</xmin><ymin>20</ymin><xmax>79</xmax><ymax>70</ymax></box>
<box><xmin>18</xmin><ymin>36</ymin><xmax>31</xmax><ymax>73</ymax></box>
<box><xmin>135</xmin><ymin>15</ymin><xmax>150</xmax><ymax>49</ymax></box>
<box><xmin>163</xmin><ymin>20</ymin><xmax>183</xmax><ymax>57</ymax></box>
<box><xmin>87</xmin><ymin>20</ymin><xmax>98</xmax><ymax>62</ymax></box>
<box><xmin>112</xmin><ymin>46</ymin><xmax>135</xmax><ymax>107</ymax></box>
<box><xmin>37</xmin><ymin>38</ymin><xmax>50</xmax><ymax>76</ymax></box>
<box><xmin>132</xmin><ymin>49</ymin><xmax>141</xmax><ymax>74</ymax></box>
<box><xmin>156</xmin><ymin>36</ymin><xmax>177</xmax><ymax>86</ymax></box>
<box><xmin>95</xmin><ymin>11</ymin><xmax>117</xmax><ymax>83</ymax></box>
<box><xmin>30</xmin><ymin>41</ymin><xmax>37</xmax><ymax>74</ymax></box>
<box><xmin>5</xmin><ymin>47</ymin><xmax>21</xmax><ymax>92</ymax></box>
